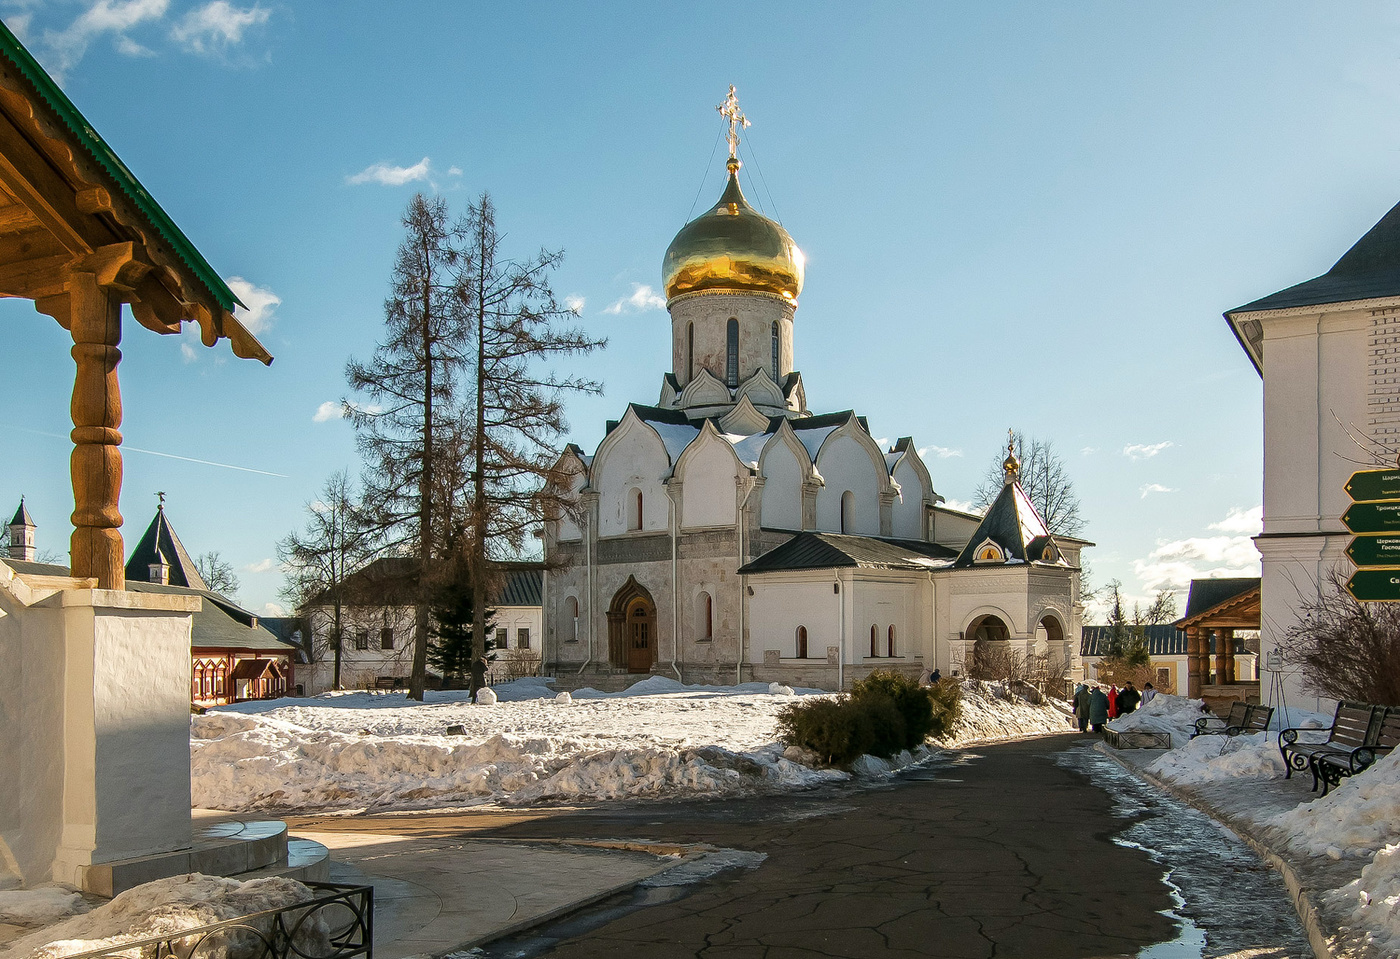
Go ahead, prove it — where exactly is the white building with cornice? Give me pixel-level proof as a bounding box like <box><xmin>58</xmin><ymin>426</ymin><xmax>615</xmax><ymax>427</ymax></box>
<box><xmin>543</xmin><ymin>102</ymin><xmax>1088</xmax><ymax>691</ymax></box>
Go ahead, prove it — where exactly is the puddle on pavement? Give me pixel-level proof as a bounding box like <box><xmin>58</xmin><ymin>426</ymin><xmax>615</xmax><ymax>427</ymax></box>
<box><xmin>1056</xmin><ymin>744</ymin><xmax>1309</xmax><ymax>959</ymax></box>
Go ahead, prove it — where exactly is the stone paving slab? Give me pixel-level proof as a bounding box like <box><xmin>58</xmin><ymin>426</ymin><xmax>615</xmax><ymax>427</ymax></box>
<box><xmin>293</xmin><ymin>829</ymin><xmax>686</xmax><ymax>959</ymax></box>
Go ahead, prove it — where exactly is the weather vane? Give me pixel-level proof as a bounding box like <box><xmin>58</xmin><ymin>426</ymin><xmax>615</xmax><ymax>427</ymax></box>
<box><xmin>156</xmin><ymin>490</ymin><xmax>166</xmax><ymax>508</ymax></box>
<box><xmin>716</xmin><ymin>85</ymin><xmax>750</xmax><ymax>160</ymax></box>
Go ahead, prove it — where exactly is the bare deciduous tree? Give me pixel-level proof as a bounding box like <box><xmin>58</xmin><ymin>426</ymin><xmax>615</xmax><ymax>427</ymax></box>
<box><xmin>195</xmin><ymin>551</ymin><xmax>240</xmax><ymax>598</ymax></box>
<box><xmin>346</xmin><ymin>194</ymin><xmax>473</xmax><ymax>700</ymax></box>
<box><xmin>1280</xmin><ymin>569</ymin><xmax>1400</xmax><ymax>706</ymax></box>
<box><xmin>973</xmin><ymin>431</ymin><xmax>1086</xmax><ymax>538</ymax></box>
<box><xmin>459</xmin><ymin>194</ymin><xmax>605</xmax><ymax>701</ymax></box>
<box><xmin>278</xmin><ymin>469</ymin><xmax>379</xmax><ymax>690</ymax></box>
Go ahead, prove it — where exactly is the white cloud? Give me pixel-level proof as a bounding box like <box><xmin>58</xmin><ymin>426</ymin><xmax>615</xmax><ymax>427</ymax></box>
<box><xmin>312</xmin><ymin>401</ymin><xmax>343</xmax><ymax>423</ymax></box>
<box><xmin>1080</xmin><ymin>446</ymin><xmax>1097</xmax><ymax>456</ymax></box>
<box><xmin>941</xmin><ymin>497</ymin><xmax>979</xmax><ymax>515</ymax></box>
<box><xmin>347</xmin><ymin>157</ymin><xmax>432</xmax><ymax>187</ymax></box>
<box><xmin>7</xmin><ymin>13</ymin><xmax>32</xmax><ymax>42</ymax></box>
<box><xmin>1129</xmin><ymin>507</ymin><xmax>1263</xmax><ymax>594</ymax></box>
<box><xmin>1140</xmin><ymin>483</ymin><xmax>1176</xmax><ymax>499</ymax></box>
<box><xmin>1123</xmin><ymin>441</ymin><xmax>1174</xmax><ymax>461</ymax></box>
<box><xmin>244</xmin><ymin>558</ymin><xmax>275</xmax><ymax>573</ymax></box>
<box><xmin>43</xmin><ymin>0</ymin><xmax>170</xmax><ymax>78</ymax></box>
<box><xmin>261</xmin><ymin>601</ymin><xmax>287</xmax><ymax>617</ymax></box>
<box><xmin>603</xmin><ymin>284</ymin><xmax>666</xmax><ymax>314</ymax></box>
<box><xmin>170</xmin><ymin>1</ymin><xmax>268</xmax><ymax>54</ymax></box>
<box><xmin>919</xmin><ymin>445</ymin><xmax>963</xmax><ymax>459</ymax></box>
<box><xmin>1209</xmin><ymin>505</ymin><xmax>1263</xmax><ymax>535</ymax></box>
<box><xmin>180</xmin><ymin>341</ymin><xmax>197</xmax><ymax>363</ymax></box>
<box><xmin>114</xmin><ymin>34</ymin><xmax>154</xmax><ymax>56</ymax></box>
<box><xmin>564</xmin><ymin>294</ymin><xmax>585</xmax><ymax>314</ymax></box>
<box><xmin>446</xmin><ymin>166</ymin><xmax>463</xmax><ymax>176</ymax></box>
<box><xmin>225</xmin><ymin>276</ymin><xmax>279</xmax><ymax>334</ymax></box>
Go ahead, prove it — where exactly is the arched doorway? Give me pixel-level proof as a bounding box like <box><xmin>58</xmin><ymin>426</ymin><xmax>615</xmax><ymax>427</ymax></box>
<box><xmin>966</xmin><ymin>613</ymin><xmax>1012</xmax><ymax>679</ymax></box>
<box><xmin>607</xmin><ymin>576</ymin><xmax>658</xmax><ymax>673</ymax></box>
<box><xmin>1035</xmin><ymin>614</ymin><xmax>1064</xmax><ymax>651</ymax></box>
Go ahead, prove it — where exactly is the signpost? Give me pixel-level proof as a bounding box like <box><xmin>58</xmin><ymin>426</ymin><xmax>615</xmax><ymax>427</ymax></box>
<box><xmin>1344</xmin><ymin>469</ymin><xmax>1400</xmax><ymax>601</ymax></box>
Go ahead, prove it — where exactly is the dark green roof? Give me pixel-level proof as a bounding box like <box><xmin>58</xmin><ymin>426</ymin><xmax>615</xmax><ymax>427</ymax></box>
<box><xmin>1180</xmin><ymin>577</ymin><xmax>1260</xmax><ymax>622</ymax></box>
<box><xmin>8</xmin><ymin>499</ymin><xmax>33</xmax><ymax>527</ymax></box>
<box><xmin>124</xmin><ymin>506</ymin><xmax>207</xmax><ymax>590</ymax></box>
<box><xmin>1230</xmin><ymin>199</ymin><xmax>1400</xmax><ymax>315</ymax></box>
<box><xmin>0</xmin><ymin>20</ymin><xmax>242</xmax><ymax>314</ymax></box>
<box><xmin>739</xmin><ymin>532</ymin><xmax>956</xmax><ymax>574</ymax></box>
<box><xmin>1081</xmin><ymin>625</ymin><xmax>1247</xmax><ymax>658</ymax></box>
<box><xmin>952</xmin><ymin>481</ymin><xmax>1060</xmax><ymax>568</ymax></box>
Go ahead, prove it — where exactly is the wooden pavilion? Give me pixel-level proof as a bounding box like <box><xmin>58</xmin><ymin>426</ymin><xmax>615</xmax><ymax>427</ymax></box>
<box><xmin>0</xmin><ymin>22</ymin><xmax>271</xmax><ymax>590</ymax></box>
<box><xmin>1173</xmin><ymin>577</ymin><xmax>1262</xmax><ymax>712</ymax></box>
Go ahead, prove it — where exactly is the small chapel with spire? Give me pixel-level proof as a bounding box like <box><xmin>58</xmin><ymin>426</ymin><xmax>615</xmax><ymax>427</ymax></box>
<box><xmin>541</xmin><ymin>89</ymin><xmax>1089</xmax><ymax>690</ymax></box>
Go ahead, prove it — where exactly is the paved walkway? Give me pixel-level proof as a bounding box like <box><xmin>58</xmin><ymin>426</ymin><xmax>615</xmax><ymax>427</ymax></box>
<box><xmin>292</xmin><ymin>734</ymin><xmax>1209</xmax><ymax>958</ymax></box>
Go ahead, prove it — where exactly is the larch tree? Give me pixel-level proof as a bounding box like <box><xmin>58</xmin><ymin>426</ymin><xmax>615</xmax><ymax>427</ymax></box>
<box><xmin>345</xmin><ymin>194</ymin><xmax>473</xmax><ymax>701</ymax></box>
<box><xmin>277</xmin><ymin>468</ymin><xmax>379</xmax><ymax>690</ymax></box>
<box><xmin>459</xmin><ymin>194</ymin><xmax>605</xmax><ymax>701</ymax></box>
<box><xmin>973</xmin><ymin>431</ymin><xmax>1086</xmax><ymax>538</ymax></box>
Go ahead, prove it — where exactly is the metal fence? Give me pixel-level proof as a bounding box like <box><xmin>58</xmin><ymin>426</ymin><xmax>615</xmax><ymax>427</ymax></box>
<box><xmin>58</xmin><ymin>882</ymin><xmax>373</xmax><ymax>959</ymax></box>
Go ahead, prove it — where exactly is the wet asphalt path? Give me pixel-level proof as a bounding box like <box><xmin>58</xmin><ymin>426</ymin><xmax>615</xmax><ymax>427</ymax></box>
<box><xmin>461</xmin><ymin>733</ymin><xmax>1306</xmax><ymax>959</ymax></box>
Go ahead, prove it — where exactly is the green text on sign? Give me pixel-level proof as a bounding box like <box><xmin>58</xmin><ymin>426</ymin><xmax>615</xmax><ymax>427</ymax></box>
<box><xmin>1346</xmin><ymin>469</ymin><xmax>1400</xmax><ymax>503</ymax></box>
<box><xmin>1345</xmin><ymin>568</ymin><xmax>1400</xmax><ymax>602</ymax></box>
<box><xmin>1342</xmin><ymin>501</ymin><xmax>1400</xmax><ymax>534</ymax></box>
<box><xmin>1347</xmin><ymin>535</ymin><xmax>1400</xmax><ymax>567</ymax></box>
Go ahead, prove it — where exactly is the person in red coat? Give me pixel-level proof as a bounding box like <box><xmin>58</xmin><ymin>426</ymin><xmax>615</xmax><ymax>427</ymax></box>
<box><xmin>1107</xmin><ymin>684</ymin><xmax>1119</xmax><ymax>719</ymax></box>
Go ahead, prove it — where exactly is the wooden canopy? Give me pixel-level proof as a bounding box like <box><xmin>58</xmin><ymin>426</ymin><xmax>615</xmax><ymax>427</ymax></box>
<box><xmin>1174</xmin><ymin>578</ymin><xmax>1261</xmax><ymax>698</ymax></box>
<box><xmin>0</xmin><ymin>23</ymin><xmax>271</xmax><ymax>589</ymax></box>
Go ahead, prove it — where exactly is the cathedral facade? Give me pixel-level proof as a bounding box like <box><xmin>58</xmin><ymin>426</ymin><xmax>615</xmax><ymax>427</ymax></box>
<box><xmin>543</xmin><ymin>100</ymin><xmax>1087</xmax><ymax>690</ymax></box>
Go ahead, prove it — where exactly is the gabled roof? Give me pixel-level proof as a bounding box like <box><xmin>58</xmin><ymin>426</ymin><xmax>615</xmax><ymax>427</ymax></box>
<box><xmin>738</xmin><ymin>532</ymin><xmax>957</xmax><ymax>574</ymax></box>
<box><xmin>1080</xmin><ymin>624</ymin><xmax>1249</xmax><ymax>658</ymax></box>
<box><xmin>951</xmin><ymin>480</ymin><xmax>1061</xmax><ymax>568</ymax></box>
<box><xmin>495</xmin><ymin>564</ymin><xmax>543</xmax><ymax>606</ymax></box>
<box><xmin>124</xmin><ymin>506</ymin><xmax>207</xmax><ymax>590</ymax></box>
<box><xmin>1176</xmin><ymin>577</ymin><xmax>1261</xmax><ymax>627</ymax></box>
<box><xmin>1229</xmin><ymin>199</ymin><xmax>1400</xmax><ymax>316</ymax></box>
<box><xmin>305</xmin><ymin>557</ymin><xmax>545</xmax><ymax>609</ymax></box>
<box><xmin>8</xmin><ymin>499</ymin><xmax>33</xmax><ymax>527</ymax></box>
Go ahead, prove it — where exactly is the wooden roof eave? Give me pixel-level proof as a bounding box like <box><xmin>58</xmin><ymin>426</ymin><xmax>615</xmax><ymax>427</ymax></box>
<box><xmin>1173</xmin><ymin>588</ymin><xmax>1262</xmax><ymax>630</ymax></box>
<box><xmin>0</xmin><ymin>43</ymin><xmax>270</xmax><ymax>365</ymax></box>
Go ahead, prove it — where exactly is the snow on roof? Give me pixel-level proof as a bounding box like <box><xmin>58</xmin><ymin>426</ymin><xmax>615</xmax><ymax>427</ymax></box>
<box><xmin>725</xmin><ymin>431</ymin><xmax>769</xmax><ymax>468</ymax></box>
<box><xmin>793</xmin><ymin>424</ymin><xmax>839</xmax><ymax>460</ymax></box>
<box><xmin>647</xmin><ymin>420</ymin><xmax>701</xmax><ymax>463</ymax></box>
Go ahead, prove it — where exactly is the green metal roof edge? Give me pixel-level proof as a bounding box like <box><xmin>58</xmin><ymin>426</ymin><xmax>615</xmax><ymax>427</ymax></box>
<box><xmin>0</xmin><ymin>19</ymin><xmax>242</xmax><ymax>312</ymax></box>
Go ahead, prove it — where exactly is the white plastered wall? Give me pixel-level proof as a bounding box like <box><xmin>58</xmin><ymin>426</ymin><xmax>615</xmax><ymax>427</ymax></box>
<box><xmin>759</xmin><ymin>440</ymin><xmax>803</xmax><ymax>531</ymax></box>
<box><xmin>814</xmin><ymin>434</ymin><xmax>882</xmax><ymax>535</ymax></box>
<box><xmin>891</xmin><ymin>459</ymin><xmax>928</xmax><ymax>540</ymax></box>
<box><xmin>594</xmin><ymin>419</ymin><xmax>670</xmax><ymax>536</ymax></box>
<box><xmin>679</xmin><ymin>435</ymin><xmax>739</xmax><ymax>529</ymax></box>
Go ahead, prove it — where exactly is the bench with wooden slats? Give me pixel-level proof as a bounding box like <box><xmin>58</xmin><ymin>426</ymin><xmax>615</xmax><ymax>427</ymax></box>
<box><xmin>1313</xmin><ymin>706</ymin><xmax>1400</xmax><ymax>795</ymax></box>
<box><xmin>1278</xmin><ymin>700</ymin><xmax>1381</xmax><ymax>785</ymax></box>
<box><xmin>1191</xmin><ymin>701</ymin><xmax>1250</xmax><ymax>739</ymax></box>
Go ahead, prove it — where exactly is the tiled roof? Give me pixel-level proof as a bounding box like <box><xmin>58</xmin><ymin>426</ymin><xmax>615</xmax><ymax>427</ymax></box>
<box><xmin>738</xmin><ymin>532</ymin><xmax>956</xmax><ymax>574</ymax></box>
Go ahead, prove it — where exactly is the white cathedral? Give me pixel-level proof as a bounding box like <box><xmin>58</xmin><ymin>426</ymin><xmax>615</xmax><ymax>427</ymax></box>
<box><xmin>542</xmin><ymin>92</ymin><xmax>1088</xmax><ymax>691</ymax></box>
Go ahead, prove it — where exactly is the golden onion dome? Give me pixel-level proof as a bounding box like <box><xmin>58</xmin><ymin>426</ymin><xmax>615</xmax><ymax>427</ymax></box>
<box><xmin>663</xmin><ymin>158</ymin><xmax>804</xmax><ymax>302</ymax></box>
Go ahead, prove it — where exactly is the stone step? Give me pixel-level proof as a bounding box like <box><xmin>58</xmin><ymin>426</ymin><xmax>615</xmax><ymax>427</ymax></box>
<box><xmin>81</xmin><ymin>820</ymin><xmax>289</xmax><ymax>897</ymax></box>
<box><xmin>232</xmin><ymin>839</ymin><xmax>331</xmax><ymax>885</ymax></box>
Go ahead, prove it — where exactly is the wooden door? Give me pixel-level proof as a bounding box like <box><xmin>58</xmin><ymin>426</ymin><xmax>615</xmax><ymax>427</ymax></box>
<box><xmin>627</xmin><ymin>599</ymin><xmax>654</xmax><ymax>673</ymax></box>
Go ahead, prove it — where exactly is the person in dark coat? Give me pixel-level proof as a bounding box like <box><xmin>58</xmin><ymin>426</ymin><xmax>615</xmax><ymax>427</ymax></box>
<box><xmin>1089</xmin><ymin>686</ymin><xmax>1110</xmax><ymax>732</ymax></box>
<box><xmin>1072</xmin><ymin>683</ymin><xmax>1091</xmax><ymax>732</ymax></box>
<box><xmin>1118</xmin><ymin>682</ymin><xmax>1142</xmax><ymax>715</ymax></box>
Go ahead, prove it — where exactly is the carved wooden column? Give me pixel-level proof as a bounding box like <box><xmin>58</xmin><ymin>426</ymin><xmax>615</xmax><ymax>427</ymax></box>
<box><xmin>1186</xmin><ymin>627</ymin><xmax>1202</xmax><ymax>698</ymax></box>
<box><xmin>1220</xmin><ymin>628</ymin><xmax>1236</xmax><ymax>684</ymax></box>
<box><xmin>1213</xmin><ymin>628</ymin><xmax>1229</xmax><ymax>688</ymax></box>
<box><xmin>67</xmin><ymin>269</ymin><xmax>124</xmax><ymax>589</ymax></box>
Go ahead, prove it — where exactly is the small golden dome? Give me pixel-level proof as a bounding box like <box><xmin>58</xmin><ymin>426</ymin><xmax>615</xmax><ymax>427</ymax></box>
<box><xmin>663</xmin><ymin>158</ymin><xmax>804</xmax><ymax>302</ymax></box>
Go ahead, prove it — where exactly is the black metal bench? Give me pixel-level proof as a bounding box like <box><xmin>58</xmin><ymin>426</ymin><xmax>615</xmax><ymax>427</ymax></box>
<box><xmin>1312</xmin><ymin>706</ymin><xmax>1400</xmax><ymax>795</ymax></box>
<box><xmin>1191</xmin><ymin>701</ymin><xmax>1249</xmax><ymax>738</ymax></box>
<box><xmin>1279</xmin><ymin>700</ymin><xmax>1380</xmax><ymax>785</ymax></box>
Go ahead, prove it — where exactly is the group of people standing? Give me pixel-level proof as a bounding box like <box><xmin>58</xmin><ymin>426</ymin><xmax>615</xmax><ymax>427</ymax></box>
<box><xmin>1071</xmin><ymin>681</ymin><xmax>1155</xmax><ymax>733</ymax></box>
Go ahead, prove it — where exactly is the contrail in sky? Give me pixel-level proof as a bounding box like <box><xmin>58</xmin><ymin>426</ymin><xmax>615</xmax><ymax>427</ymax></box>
<box><xmin>3</xmin><ymin>426</ymin><xmax>288</xmax><ymax>478</ymax></box>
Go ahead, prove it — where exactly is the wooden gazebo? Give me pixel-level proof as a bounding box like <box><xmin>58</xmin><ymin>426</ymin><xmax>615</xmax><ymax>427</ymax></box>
<box><xmin>1173</xmin><ymin>577</ymin><xmax>1261</xmax><ymax>711</ymax></box>
<box><xmin>0</xmin><ymin>23</ymin><xmax>271</xmax><ymax>590</ymax></box>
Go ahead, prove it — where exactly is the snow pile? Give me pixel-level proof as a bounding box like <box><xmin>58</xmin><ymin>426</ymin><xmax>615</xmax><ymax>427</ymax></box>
<box><xmin>1269</xmin><ymin>748</ymin><xmax>1400</xmax><ymax>861</ymax></box>
<box><xmin>192</xmin><ymin>677</ymin><xmax>1073</xmax><ymax>812</ymax></box>
<box><xmin>0</xmin><ymin>875</ymin><xmax>320</xmax><ymax>959</ymax></box>
<box><xmin>1331</xmin><ymin>842</ymin><xmax>1400</xmax><ymax>957</ymax></box>
<box><xmin>1145</xmin><ymin>732</ymin><xmax>1284</xmax><ymax>785</ymax></box>
<box><xmin>1105</xmin><ymin>693</ymin><xmax>1206</xmax><ymax>747</ymax></box>
<box><xmin>934</xmin><ymin>681</ymin><xmax>1071</xmax><ymax>747</ymax></box>
<box><xmin>0</xmin><ymin>889</ymin><xmax>86</xmax><ymax>928</ymax></box>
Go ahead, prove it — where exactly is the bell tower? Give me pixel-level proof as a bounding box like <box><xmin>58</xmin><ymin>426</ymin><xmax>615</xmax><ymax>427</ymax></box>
<box><xmin>8</xmin><ymin>498</ymin><xmax>36</xmax><ymax>561</ymax></box>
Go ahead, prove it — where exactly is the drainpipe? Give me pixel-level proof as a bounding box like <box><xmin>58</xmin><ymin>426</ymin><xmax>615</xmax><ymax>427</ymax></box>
<box><xmin>578</xmin><ymin>510</ymin><xmax>593</xmax><ymax>675</ymax></box>
<box><xmin>736</xmin><ymin>473</ymin><xmax>758</xmax><ymax>686</ymax></box>
<box><xmin>837</xmin><ymin>571</ymin><xmax>845</xmax><ymax>691</ymax></box>
<box><xmin>670</xmin><ymin>490</ymin><xmax>682</xmax><ymax>683</ymax></box>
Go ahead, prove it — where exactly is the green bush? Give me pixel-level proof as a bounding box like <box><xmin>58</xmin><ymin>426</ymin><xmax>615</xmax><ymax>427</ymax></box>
<box><xmin>851</xmin><ymin>670</ymin><xmax>935</xmax><ymax>751</ymax></box>
<box><xmin>777</xmin><ymin>697</ymin><xmax>876</xmax><ymax>765</ymax></box>
<box><xmin>926</xmin><ymin>677</ymin><xmax>962</xmax><ymax>739</ymax></box>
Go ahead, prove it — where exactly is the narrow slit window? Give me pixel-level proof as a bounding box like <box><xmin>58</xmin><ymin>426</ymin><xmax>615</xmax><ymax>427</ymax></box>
<box><xmin>796</xmin><ymin>625</ymin><xmax>808</xmax><ymax>659</ymax></box>
<box><xmin>771</xmin><ymin>321</ymin><xmax>780</xmax><ymax>380</ymax></box>
<box><xmin>726</xmin><ymin>318</ymin><xmax>739</xmax><ymax>387</ymax></box>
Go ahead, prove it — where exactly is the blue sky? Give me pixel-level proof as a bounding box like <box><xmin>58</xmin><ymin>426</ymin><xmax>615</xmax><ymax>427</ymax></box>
<box><xmin>2</xmin><ymin>1</ymin><xmax>1397</xmax><ymax>619</ymax></box>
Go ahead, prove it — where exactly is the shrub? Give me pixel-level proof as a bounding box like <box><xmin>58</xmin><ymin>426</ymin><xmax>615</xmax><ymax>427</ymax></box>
<box><xmin>926</xmin><ymin>677</ymin><xmax>962</xmax><ymax>738</ymax></box>
<box><xmin>777</xmin><ymin>698</ymin><xmax>875</xmax><ymax>766</ymax></box>
<box><xmin>851</xmin><ymin>670</ymin><xmax>935</xmax><ymax>751</ymax></box>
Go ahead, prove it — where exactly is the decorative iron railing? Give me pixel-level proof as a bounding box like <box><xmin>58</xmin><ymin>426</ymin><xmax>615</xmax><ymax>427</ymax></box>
<box><xmin>57</xmin><ymin>882</ymin><xmax>373</xmax><ymax>959</ymax></box>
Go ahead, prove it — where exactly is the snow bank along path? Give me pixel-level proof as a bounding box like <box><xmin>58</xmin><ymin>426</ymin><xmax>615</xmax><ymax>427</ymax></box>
<box><xmin>193</xmin><ymin>677</ymin><xmax>1070</xmax><ymax>813</ymax></box>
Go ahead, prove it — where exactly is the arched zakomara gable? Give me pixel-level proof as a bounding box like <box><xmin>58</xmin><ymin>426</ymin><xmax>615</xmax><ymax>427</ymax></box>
<box><xmin>607</xmin><ymin>575</ymin><xmax>659</xmax><ymax>673</ymax></box>
<box><xmin>757</xmin><ymin>420</ymin><xmax>816</xmax><ymax>532</ymax></box>
<box><xmin>813</xmin><ymin>415</ymin><xmax>893</xmax><ymax>536</ymax></box>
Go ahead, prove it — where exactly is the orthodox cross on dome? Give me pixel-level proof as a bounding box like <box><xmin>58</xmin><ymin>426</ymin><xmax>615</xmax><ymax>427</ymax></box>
<box><xmin>1002</xmin><ymin>429</ymin><xmax>1021</xmax><ymax>485</ymax></box>
<box><xmin>716</xmin><ymin>85</ymin><xmax>750</xmax><ymax>160</ymax></box>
